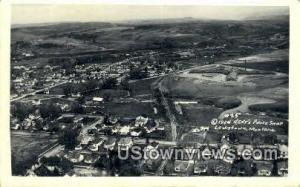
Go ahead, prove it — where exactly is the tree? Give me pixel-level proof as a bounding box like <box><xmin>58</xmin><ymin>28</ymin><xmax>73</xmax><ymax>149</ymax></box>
<box><xmin>39</xmin><ymin>103</ymin><xmax>62</xmax><ymax>119</ymax></box>
<box><xmin>129</xmin><ymin>68</ymin><xmax>148</xmax><ymax>80</ymax></box>
<box><xmin>77</xmin><ymin>96</ymin><xmax>85</xmax><ymax>105</ymax></box>
<box><xmin>93</xmin><ymin>155</ymin><xmax>111</xmax><ymax>169</ymax></box>
<box><xmin>63</xmin><ymin>84</ymin><xmax>76</xmax><ymax>97</ymax></box>
<box><xmin>102</xmin><ymin>77</ymin><xmax>117</xmax><ymax>89</ymax></box>
<box><xmin>118</xmin><ymin>161</ymin><xmax>143</xmax><ymax>176</ymax></box>
<box><xmin>70</xmin><ymin>103</ymin><xmax>84</xmax><ymax>114</ymax></box>
<box><xmin>120</xmin><ymin>78</ymin><xmax>131</xmax><ymax>91</ymax></box>
<box><xmin>39</xmin><ymin>156</ymin><xmax>73</xmax><ymax>176</ymax></box>
<box><xmin>59</xmin><ymin>128</ymin><xmax>78</xmax><ymax>150</ymax></box>
<box><xmin>11</xmin><ymin>102</ymin><xmax>35</xmax><ymax>121</ymax></box>
<box><xmin>86</xmin><ymin>80</ymin><xmax>99</xmax><ymax>90</ymax></box>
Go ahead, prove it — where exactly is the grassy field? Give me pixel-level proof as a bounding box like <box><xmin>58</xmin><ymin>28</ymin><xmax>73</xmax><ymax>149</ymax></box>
<box><xmin>227</xmin><ymin>60</ymin><xmax>288</xmax><ymax>73</ymax></box>
<box><xmin>101</xmin><ymin>101</ymin><xmax>155</xmax><ymax>118</ymax></box>
<box><xmin>11</xmin><ymin>131</ymin><xmax>58</xmax><ymax>175</ymax></box>
<box><xmin>160</xmin><ymin>50</ymin><xmax>288</xmax><ymax>141</ymax></box>
<box><xmin>180</xmin><ymin>104</ymin><xmax>223</xmax><ymax>126</ymax></box>
<box><xmin>86</xmin><ymin>89</ymin><xmax>129</xmax><ymax>98</ymax></box>
<box><xmin>161</xmin><ymin>64</ymin><xmax>288</xmax><ymax>99</ymax></box>
<box><xmin>129</xmin><ymin>77</ymin><xmax>161</xmax><ymax>96</ymax></box>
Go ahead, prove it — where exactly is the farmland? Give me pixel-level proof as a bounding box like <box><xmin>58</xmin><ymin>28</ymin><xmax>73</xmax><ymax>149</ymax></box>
<box><xmin>11</xmin><ymin>131</ymin><xmax>58</xmax><ymax>175</ymax></box>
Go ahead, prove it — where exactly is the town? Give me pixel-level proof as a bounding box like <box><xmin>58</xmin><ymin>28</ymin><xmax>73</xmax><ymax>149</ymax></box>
<box><xmin>10</xmin><ymin>14</ymin><xmax>289</xmax><ymax>177</ymax></box>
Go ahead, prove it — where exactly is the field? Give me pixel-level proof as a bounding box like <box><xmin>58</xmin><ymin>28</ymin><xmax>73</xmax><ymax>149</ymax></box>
<box><xmin>159</xmin><ymin>49</ymin><xmax>288</xmax><ymax>141</ymax></box>
<box><xmin>161</xmin><ymin>59</ymin><xmax>288</xmax><ymax>100</ymax></box>
<box><xmin>224</xmin><ymin>49</ymin><xmax>289</xmax><ymax>73</ymax></box>
<box><xmin>11</xmin><ymin>131</ymin><xmax>58</xmax><ymax>175</ymax></box>
<box><xmin>129</xmin><ymin>77</ymin><xmax>161</xmax><ymax>96</ymax></box>
<box><xmin>86</xmin><ymin>89</ymin><xmax>129</xmax><ymax>98</ymax></box>
<box><xmin>100</xmin><ymin>101</ymin><xmax>155</xmax><ymax>118</ymax></box>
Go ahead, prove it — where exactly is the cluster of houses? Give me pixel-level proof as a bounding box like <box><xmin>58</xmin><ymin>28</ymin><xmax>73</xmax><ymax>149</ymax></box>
<box><xmin>168</xmin><ymin>129</ymin><xmax>288</xmax><ymax>176</ymax></box>
<box><xmin>89</xmin><ymin>115</ymin><xmax>166</xmax><ymax>138</ymax></box>
<box><xmin>11</xmin><ymin>109</ymin><xmax>43</xmax><ymax>131</ymax></box>
<box><xmin>11</xmin><ymin>64</ymin><xmax>67</xmax><ymax>98</ymax></box>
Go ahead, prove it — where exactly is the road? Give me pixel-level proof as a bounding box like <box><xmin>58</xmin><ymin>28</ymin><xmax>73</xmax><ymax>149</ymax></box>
<box><xmin>132</xmin><ymin>137</ymin><xmax>177</xmax><ymax>146</ymax></box>
<box><xmin>59</xmin><ymin>113</ymin><xmax>104</xmax><ymax>119</ymax></box>
<box><xmin>157</xmin><ymin>81</ymin><xmax>178</xmax><ymax>141</ymax></box>
<box><xmin>79</xmin><ymin>117</ymin><xmax>104</xmax><ymax>139</ymax></box>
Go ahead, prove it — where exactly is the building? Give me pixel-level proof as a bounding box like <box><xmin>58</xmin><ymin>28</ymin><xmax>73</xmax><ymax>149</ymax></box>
<box><xmin>84</xmin><ymin>153</ymin><xmax>100</xmax><ymax>164</ymax></box>
<box><xmin>278</xmin><ymin>144</ymin><xmax>288</xmax><ymax>159</ymax></box>
<box><xmin>64</xmin><ymin>152</ymin><xmax>84</xmax><ymax>163</ymax></box>
<box><xmin>103</xmin><ymin>137</ymin><xmax>117</xmax><ymax>150</ymax></box>
<box><xmin>119</xmin><ymin>125</ymin><xmax>131</xmax><ymax>135</ymax></box>
<box><xmin>88</xmin><ymin>138</ymin><xmax>105</xmax><ymax>152</ymax></box>
<box><xmin>254</xmin><ymin>161</ymin><xmax>273</xmax><ymax>176</ymax></box>
<box><xmin>135</xmin><ymin>116</ymin><xmax>149</xmax><ymax>127</ymax></box>
<box><xmin>276</xmin><ymin>160</ymin><xmax>288</xmax><ymax>176</ymax></box>
<box><xmin>118</xmin><ymin>137</ymin><xmax>133</xmax><ymax>151</ymax></box>
<box><xmin>174</xmin><ymin>160</ymin><xmax>193</xmax><ymax>174</ymax></box>
<box><xmin>213</xmin><ymin>161</ymin><xmax>232</xmax><ymax>176</ymax></box>
<box><xmin>194</xmin><ymin>160</ymin><xmax>209</xmax><ymax>175</ymax></box>
<box><xmin>93</xmin><ymin>97</ymin><xmax>104</xmax><ymax>102</ymax></box>
<box><xmin>130</xmin><ymin>128</ymin><xmax>143</xmax><ymax>137</ymax></box>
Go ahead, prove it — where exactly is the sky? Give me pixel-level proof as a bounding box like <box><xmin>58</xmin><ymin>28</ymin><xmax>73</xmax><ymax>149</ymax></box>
<box><xmin>12</xmin><ymin>5</ymin><xmax>289</xmax><ymax>25</ymax></box>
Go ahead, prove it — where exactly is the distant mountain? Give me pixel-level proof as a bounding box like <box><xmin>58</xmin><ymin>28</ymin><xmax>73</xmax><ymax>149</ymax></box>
<box><xmin>116</xmin><ymin>17</ymin><xmax>200</xmax><ymax>25</ymax></box>
<box><xmin>243</xmin><ymin>14</ymin><xmax>289</xmax><ymax>21</ymax></box>
<box><xmin>11</xmin><ymin>22</ymin><xmax>60</xmax><ymax>29</ymax></box>
<box><xmin>12</xmin><ymin>14</ymin><xmax>289</xmax><ymax>29</ymax></box>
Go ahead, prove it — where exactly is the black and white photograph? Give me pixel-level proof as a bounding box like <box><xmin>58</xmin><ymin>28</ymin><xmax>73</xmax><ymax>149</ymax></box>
<box><xmin>9</xmin><ymin>4</ymin><xmax>289</xmax><ymax>177</ymax></box>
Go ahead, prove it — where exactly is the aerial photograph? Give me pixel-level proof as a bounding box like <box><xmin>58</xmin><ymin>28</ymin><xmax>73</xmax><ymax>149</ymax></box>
<box><xmin>10</xmin><ymin>5</ymin><xmax>289</xmax><ymax>176</ymax></box>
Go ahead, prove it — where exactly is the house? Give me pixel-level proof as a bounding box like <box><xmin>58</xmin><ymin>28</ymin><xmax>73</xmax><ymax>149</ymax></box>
<box><xmin>32</xmin><ymin>99</ymin><xmax>41</xmax><ymax>105</ymax></box>
<box><xmin>276</xmin><ymin>160</ymin><xmax>288</xmax><ymax>176</ymax></box>
<box><xmin>34</xmin><ymin>165</ymin><xmax>54</xmax><ymax>176</ymax></box>
<box><xmin>119</xmin><ymin>125</ymin><xmax>131</xmax><ymax>135</ymax></box>
<box><xmin>144</xmin><ymin>141</ymin><xmax>159</xmax><ymax>159</ymax></box>
<box><xmin>80</xmin><ymin>136</ymin><xmax>95</xmax><ymax>145</ymax></box>
<box><xmin>64</xmin><ymin>152</ymin><xmax>84</xmax><ymax>163</ymax></box>
<box><xmin>74</xmin><ymin>144</ymin><xmax>83</xmax><ymax>151</ymax></box>
<box><xmin>130</xmin><ymin>128</ymin><xmax>143</xmax><ymax>137</ymax></box>
<box><xmin>278</xmin><ymin>144</ymin><xmax>288</xmax><ymax>159</ymax></box>
<box><xmin>118</xmin><ymin>137</ymin><xmax>133</xmax><ymax>151</ymax></box>
<box><xmin>194</xmin><ymin>160</ymin><xmax>209</xmax><ymax>174</ymax></box>
<box><xmin>214</xmin><ymin>161</ymin><xmax>232</xmax><ymax>176</ymax></box>
<box><xmin>144</xmin><ymin>120</ymin><xmax>158</xmax><ymax>133</ymax></box>
<box><xmin>111</xmin><ymin>125</ymin><xmax>120</xmax><ymax>135</ymax></box>
<box><xmin>135</xmin><ymin>115</ymin><xmax>149</xmax><ymax>127</ymax></box>
<box><xmin>276</xmin><ymin>135</ymin><xmax>288</xmax><ymax>145</ymax></box>
<box><xmin>11</xmin><ymin>117</ymin><xmax>21</xmax><ymax>130</ymax></box>
<box><xmin>107</xmin><ymin>116</ymin><xmax>118</xmax><ymax>125</ymax></box>
<box><xmin>84</xmin><ymin>153</ymin><xmax>100</xmax><ymax>164</ymax></box>
<box><xmin>88</xmin><ymin>138</ymin><xmax>105</xmax><ymax>152</ymax></box>
<box><xmin>254</xmin><ymin>161</ymin><xmax>273</xmax><ymax>176</ymax></box>
<box><xmin>174</xmin><ymin>160</ymin><xmax>193</xmax><ymax>174</ymax></box>
<box><xmin>22</xmin><ymin>117</ymin><xmax>36</xmax><ymax>130</ymax></box>
<box><xmin>93</xmin><ymin>97</ymin><xmax>104</xmax><ymax>102</ymax></box>
<box><xmin>87</xmin><ymin>128</ymin><xmax>98</xmax><ymax>135</ymax></box>
<box><xmin>103</xmin><ymin>137</ymin><xmax>117</xmax><ymax>150</ymax></box>
<box><xmin>11</xmin><ymin>123</ymin><xmax>21</xmax><ymax>130</ymax></box>
<box><xmin>234</xmin><ymin>160</ymin><xmax>254</xmax><ymax>176</ymax></box>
